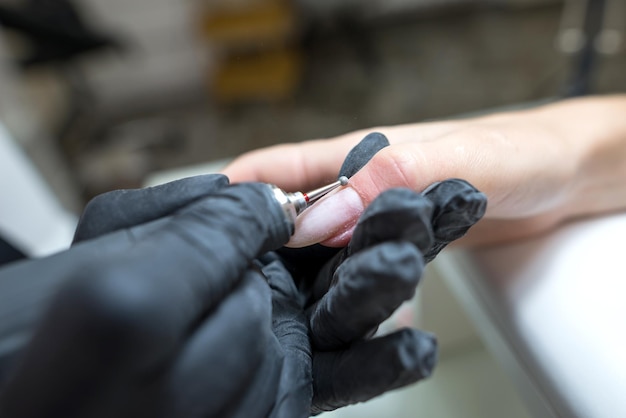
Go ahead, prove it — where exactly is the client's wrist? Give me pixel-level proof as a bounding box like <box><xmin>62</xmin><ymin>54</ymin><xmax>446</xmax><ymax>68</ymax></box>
<box><xmin>537</xmin><ymin>96</ymin><xmax>626</xmax><ymax>220</ymax></box>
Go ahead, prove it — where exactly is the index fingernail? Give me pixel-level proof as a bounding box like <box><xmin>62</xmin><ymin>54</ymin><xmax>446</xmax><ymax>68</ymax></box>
<box><xmin>286</xmin><ymin>187</ymin><xmax>364</xmax><ymax>248</ymax></box>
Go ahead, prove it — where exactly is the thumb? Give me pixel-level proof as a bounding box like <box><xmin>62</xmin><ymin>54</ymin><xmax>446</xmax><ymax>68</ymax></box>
<box><xmin>288</xmin><ymin>142</ymin><xmax>447</xmax><ymax>248</ymax></box>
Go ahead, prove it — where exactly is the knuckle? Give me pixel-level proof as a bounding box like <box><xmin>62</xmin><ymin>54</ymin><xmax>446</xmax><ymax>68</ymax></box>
<box><xmin>349</xmin><ymin>243</ymin><xmax>423</xmax><ymax>296</ymax></box>
<box><xmin>381</xmin><ymin>242</ymin><xmax>424</xmax><ymax>285</ymax></box>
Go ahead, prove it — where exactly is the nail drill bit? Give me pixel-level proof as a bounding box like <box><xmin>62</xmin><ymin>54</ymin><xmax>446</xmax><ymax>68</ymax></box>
<box><xmin>269</xmin><ymin>176</ymin><xmax>349</xmax><ymax>234</ymax></box>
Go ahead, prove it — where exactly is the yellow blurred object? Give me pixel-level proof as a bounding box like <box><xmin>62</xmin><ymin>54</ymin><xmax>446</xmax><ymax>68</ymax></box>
<box><xmin>198</xmin><ymin>0</ymin><xmax>303</xmax><ymax>103</ymax></box>
<box><xmin>201</xmin><ymin>0</ymin><xmax>296</xmax><ymax>49</ymax></box>
<box><xmin>212</xmin><ymin>48</ymin><xmax>301</xmax><ymax>102</ymax></box>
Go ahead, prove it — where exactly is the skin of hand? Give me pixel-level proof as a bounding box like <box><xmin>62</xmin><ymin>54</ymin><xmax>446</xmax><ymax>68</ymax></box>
<box><xmin>222</xmin><ymin>95</ymin><xmax>626</xmax><ymax>247</ymax></box>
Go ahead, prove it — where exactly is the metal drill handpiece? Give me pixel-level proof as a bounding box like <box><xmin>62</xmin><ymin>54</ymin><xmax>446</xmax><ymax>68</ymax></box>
<box><xmin>267</xmin><ymin>176</ymin><xmax>349</xmax><ymax>235</ymax></box>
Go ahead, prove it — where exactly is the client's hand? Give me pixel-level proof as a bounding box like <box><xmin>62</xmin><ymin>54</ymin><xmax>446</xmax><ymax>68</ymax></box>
<box><xmin>223</xmin><ymin>96</ymin><xmax>626</xmax><ymax>246</ymax></box>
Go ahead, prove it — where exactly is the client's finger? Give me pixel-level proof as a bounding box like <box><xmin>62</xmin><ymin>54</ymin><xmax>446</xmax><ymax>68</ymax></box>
<box><xmin>222</xmin><ymin>122</ymin><xmax>461</xmax><ymax>191</ymax></box>
<box><xmin>223</xmin><ymin>139</ymin><xmax>356</xmax><ymax>192</ymax></box>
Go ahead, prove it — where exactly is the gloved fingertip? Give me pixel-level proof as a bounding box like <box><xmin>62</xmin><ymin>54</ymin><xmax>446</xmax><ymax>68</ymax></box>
<box><xmin>374</xmin><ymin>328</ymin><xmax>438</xmax><ymax>385</ymax></box>
<box><xmin>421</xmin><ymin>179</ymin><xmax>487</xmax><ymax>258</ymax></box>
<box><xmin>401</xmin><ymin>329</ymin><xmax>438</xmax><ymax>379</ymax></box>
<box><xmin>339</xmin><ymin>132</ymin><xmax>390</xmax><ymax>178</ymax></box>
<box><xmin>424</xmin><ymin>178</ymin><xmax>487</xmax><ymax>221</ymax></box>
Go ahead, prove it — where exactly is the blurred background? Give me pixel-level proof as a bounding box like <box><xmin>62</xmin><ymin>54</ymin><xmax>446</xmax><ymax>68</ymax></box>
<box><xmin>1</xmin><ymin>0</ymin><xmax>625</xmax><ymax>416</ymax></box>
<box><xmin>2</xmin><ymin>0</ymin><xmax>625</xmax><ymax>209</ymax></box>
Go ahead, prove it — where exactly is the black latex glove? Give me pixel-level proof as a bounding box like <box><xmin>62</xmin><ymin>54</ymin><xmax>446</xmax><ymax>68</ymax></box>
<box><xmin>0</xmin><ymin>131</ymin><xmax>487</xmax><ymax>418</ymax></box>
<box><xmin>0</xmin><ymin>175</ymin><xmax>296</xmax><ymax>418</ymax></box>
<box><xmin>268</xmin><ymin>132</ymin><xmax>487</xmax><ymax>414</ymax></box>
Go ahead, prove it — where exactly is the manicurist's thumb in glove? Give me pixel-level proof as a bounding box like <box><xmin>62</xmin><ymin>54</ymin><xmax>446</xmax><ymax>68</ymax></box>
<box><xmin>0</xmin><ymin>175</ymin><xmax>294</xmax><ymax>418</ymax></box>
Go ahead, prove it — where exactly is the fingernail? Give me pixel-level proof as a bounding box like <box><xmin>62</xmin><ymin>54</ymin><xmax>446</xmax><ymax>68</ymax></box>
<box><xmin>286</xmin><ymin>186</ymin><xmax>364</xmax><ymax>248</ymax></box>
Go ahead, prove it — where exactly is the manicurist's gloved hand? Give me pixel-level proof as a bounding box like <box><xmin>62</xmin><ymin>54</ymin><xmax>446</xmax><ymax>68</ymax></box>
<box><xmin>0</xmin><ymin>134</ymin><xmax>486</xmax><ymax>418</ymax></box>
<box><xmin>259</xmin><ymin>133</ymin><xmax>487</xmax><ymax>415</ymax></box>
<box><xmin>0</xmin><ymin>175</ymin><xmax>299</xmax><ymax>418</ymax></box>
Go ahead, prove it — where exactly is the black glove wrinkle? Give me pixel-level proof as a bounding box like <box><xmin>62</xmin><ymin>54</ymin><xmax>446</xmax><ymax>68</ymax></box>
<box><xmin>309</xmin><ymin>249</ymin><xmax>350</xmax><ymax>303</ymax></box>
<box><xmin>263</xmin><ymin>261</ymin><xmax>312</xmax><ymax>418</ymax></box>
<box><xmin>275</xmin><ymin>245</ymin><xmax>341</xmax><ymax>294</ymax></box>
